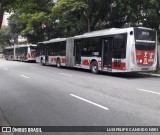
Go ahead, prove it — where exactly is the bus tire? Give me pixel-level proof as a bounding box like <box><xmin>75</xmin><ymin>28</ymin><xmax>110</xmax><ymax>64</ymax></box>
<box><xmin>41</xmin><ymin>59</ymin><xmax>45</xmax><ymax>66</ymax></box>
<box><xmin>20</xmin><ymin>58</ymin><xmax>23</xmax><ymax>62</ymax></box>
<box><xmin>90</xmin><ymin>61</ymin><xmax>99</xmax><ymax>74</ymax></box>
<box><xmin>56</xmin><ymin>58</ymin><xmax>61</xmax><ymax>68</ymax></box>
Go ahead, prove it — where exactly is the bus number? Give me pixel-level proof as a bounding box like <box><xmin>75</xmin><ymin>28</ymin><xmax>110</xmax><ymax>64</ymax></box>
<box><xmin>142</xmin><ymin>31</ymin><xmax>149</xmax><ymax>36</ymax></box>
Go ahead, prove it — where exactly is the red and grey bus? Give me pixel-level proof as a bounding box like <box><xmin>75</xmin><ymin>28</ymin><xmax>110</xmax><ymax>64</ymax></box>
<box><xmin>36</xmin><ymin>27</ymin><xmax>157</xmax><ymax>73</ymax></box>
<box><xmin>4</xmin><ymin>44</ymin><xmax>37</xmax><ymax>62</ymax></box>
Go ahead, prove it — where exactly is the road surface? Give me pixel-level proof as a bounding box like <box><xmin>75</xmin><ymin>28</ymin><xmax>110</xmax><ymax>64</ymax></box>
<box><xmin>0</xmin><ymin>59</ymin><xmax>160</xmax><ymax>135</ymax></box>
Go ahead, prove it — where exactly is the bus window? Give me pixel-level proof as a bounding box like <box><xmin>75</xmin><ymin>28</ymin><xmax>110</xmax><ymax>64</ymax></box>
<box><xmin>59</xmin><ymin>41</ymin><xmax>66</xmax><ymax>56</ymax></box>
<box><xmin>48</xmin><ymin>43</ymin><xmax>55</xmax><ymax>56</ymax></box>
<box><xmin>53</xmin><ymin>42</ymin><xmax>59</xmax><ymax>56</ymax></box>
<box><xmin>37</xmin><ymin>43</ymin><xmax>45</xmax><ymax>56</ymax></box>
<box><xmin>113</xmin><ymin>34</ymin><xmax>127</xmax><ymax>59</ymax></box>
<box><xmin>82</xmin><ymin>37</ymin><xmax>101</xmax><ymax>57</ymax></box>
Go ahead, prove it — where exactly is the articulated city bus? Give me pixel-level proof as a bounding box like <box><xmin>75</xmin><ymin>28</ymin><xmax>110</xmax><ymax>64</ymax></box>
<box><xmin>36</xmin><ymin>27</ymin><xmax>157</xmax><ymax>73</ymax></box>
<box><xmin>4</xmin><ymin>44</ymin><xmax>37</xmax><ymax>62</ymax></box>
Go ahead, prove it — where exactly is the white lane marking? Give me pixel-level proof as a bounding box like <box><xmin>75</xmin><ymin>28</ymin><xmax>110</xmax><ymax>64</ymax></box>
<box><xmin>70</xmin><ymin>94</ymin><xmax>109</xmax><ymax>111</ymax></box>
<box><xmin>20</xmin><ymin>75</ymin><xmax>29</xmax><ymax>79</ymax></box>
<box><xmin>31</xmin><ymin>67</ymin><xmax>36</xmax><ymax>69</ymax></box>
<box><xmin>137</xmin><ymin>88</ymin><xmax>160</xmax><ymax>95</ymax></box>
<box><xmin>3</xmin><ymin>68</ymin><xmax>8</xmax><ymax>70</ymax></box>
<box><xmin>59</xmin><ymin>73</ymin><xmax>72</xmax><ymax>77</ymax></box>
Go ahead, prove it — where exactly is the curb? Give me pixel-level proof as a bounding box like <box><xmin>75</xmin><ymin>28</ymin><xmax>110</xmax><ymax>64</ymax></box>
<box><xmin>139</xmin><ymin>72</ymin><xmax>160</xmax><ymax>77</ymax></box>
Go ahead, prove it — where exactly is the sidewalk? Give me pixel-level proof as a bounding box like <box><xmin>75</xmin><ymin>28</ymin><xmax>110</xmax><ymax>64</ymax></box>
<box><xmin>139</xmin><ymin>72</ymin><xmax>160</xmax><ymax>77</ymax></box>
<box><xmin>0</xmin><ymin>109</ymin><xmax>14</xmax><ymax>135</ymax></box>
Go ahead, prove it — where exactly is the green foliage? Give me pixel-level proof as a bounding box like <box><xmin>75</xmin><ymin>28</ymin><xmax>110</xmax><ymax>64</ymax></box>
<box><xmin>4</xmin><ymin>0</ymin><xmax>53</xmax><ymax>13</ymax></box>
<box><xmin>0</xmin><ymin>26</ymin><xmax>13</xmax><ymax>49</ymax></box>
<box><xmin>51</xmin><ymin>0</ymin><xmax>88</xmax><ymax>36</ymax></box>
<box><xmin>6</xmin><ymin>0</ymin><xmax>55</xmax><ymax>43</ymax></box>
<box><xmin>2</xmin><ymin>0</ymin><xmax>160</xmax><ymax>43</ymax></box>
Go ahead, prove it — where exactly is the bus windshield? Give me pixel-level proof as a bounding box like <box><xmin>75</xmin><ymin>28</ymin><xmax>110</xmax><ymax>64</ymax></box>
<box><xmin>134</xmin><ymin>28</ymin><xmax>156</xmax><ymax>50</ymax></box>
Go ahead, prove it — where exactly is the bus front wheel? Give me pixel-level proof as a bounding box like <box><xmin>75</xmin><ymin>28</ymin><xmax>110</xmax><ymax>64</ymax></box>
<box><xmin>90</xmin><ymin>61</ymin><xmax>99</xmax><ymax>74</ymax></box>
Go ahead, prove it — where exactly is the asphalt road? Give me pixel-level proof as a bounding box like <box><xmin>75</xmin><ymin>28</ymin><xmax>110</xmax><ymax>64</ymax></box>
<box><xmin>0</xmin><ymin>59</ymin><xmax>160</xmax><ymax>135</ymax></box>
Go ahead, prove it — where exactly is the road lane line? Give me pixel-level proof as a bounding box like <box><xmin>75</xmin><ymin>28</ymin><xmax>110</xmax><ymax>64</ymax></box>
<box><xmin>70</xmin><ymin>94</ymin><xmax>109</xmax><ymax>111</ymax></box>
<box><xmin>20</xmin><ymin>75</ymin><xmax>29</xmax><ymax>79</ymax></box>
<box><xmin>59</xmin><ymin>73</ymin><xmax>72</xmax><ymax>77</ymax></box>
<box><xmin>31</xmin><ymin>67</ymin><xmax>36</xmax><ymax>69</ymax></box>
<box><xmin>3</xmin><ymin>68</ymin><xmax>8</xmax><ymax>70</ymax></box>
<box><xmin>137</xmin><ymin>88</ymin><xmax>160</xmax><ymax>95</ymax></box>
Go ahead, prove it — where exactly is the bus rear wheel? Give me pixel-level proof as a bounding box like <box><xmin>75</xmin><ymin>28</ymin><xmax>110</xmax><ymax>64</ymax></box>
<box><xmin>41</xmin><ymin>59</ymin><xmax>45</xmax><ymax>66</ymax></box>
<box><xmin>90</xmin><ymin>61</ymin><xmax>99</xmax><ymax>74</ymax></box>
<box><xmin>56</xmin><ymin>58</ymin><xmax>61</xmax><ymax>68</ymax></box>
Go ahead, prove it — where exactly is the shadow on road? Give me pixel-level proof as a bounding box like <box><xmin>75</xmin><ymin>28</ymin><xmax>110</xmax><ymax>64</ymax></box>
<box><xmin>46</xmin><ymin>65</ymin><xmax>159</xmax><ymax>79</ymax></box>
<box><xmin>4</xmin><ymin>59</ymin><xmax>158</xmax><ymax>80</ymax></box>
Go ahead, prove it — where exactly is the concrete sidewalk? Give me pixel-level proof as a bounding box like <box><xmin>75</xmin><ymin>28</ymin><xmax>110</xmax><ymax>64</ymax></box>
<box><xmin>139</xmin><ymin>71</ymin><xmax>160</xmax><ymax>77</ymax></box>
<box><xmin>0</xmin><ymin>109</ymin><xmax>14</xmax><ymax>135</ymax></box>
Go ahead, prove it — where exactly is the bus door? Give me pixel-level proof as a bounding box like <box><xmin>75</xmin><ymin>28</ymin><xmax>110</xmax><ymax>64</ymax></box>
<box><xmin>75</xmin><ymin>40</ymin><xmax>82</xmax><ymax>65</ymax></box>
<box><xmin>24</xmin><ymin>47</ymin><xmax>27</xmax><ymax>60</ymax></box>
<box><xmin>45</xmin><ymin>44</ymin><xmax>49</xmax><ymax>62</ymax></box>
<box><xmin>102</xmin><ymin>38</ymin><xmax>113</xmax><ymax>69</ymax></box>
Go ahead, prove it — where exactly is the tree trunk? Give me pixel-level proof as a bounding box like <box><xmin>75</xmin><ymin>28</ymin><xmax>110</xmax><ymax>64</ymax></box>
<box><xmin>87</xmin><ymin>17</ymin><xmax>91</xmax><ymax>32</ymax></box>
<box><xmin>0</xmin><ymin>10</ymin><xmax>4</xmax><ymax>28</ymax></box>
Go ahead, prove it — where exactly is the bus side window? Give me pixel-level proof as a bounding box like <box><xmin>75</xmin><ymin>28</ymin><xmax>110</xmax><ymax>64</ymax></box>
<box><xmin>113</xmin><ymin>34</ymin><xmax>127</xmax><ymax>59</ymax></box>
<box><xmin>82</xmin><ymin>37</ymin><xmax>101</xmax><ymax>57</ymax></box>
<box><xmin>59</xmin><ymin>41</ymin><xmax>66</xmax><ymax>56</ymax></box>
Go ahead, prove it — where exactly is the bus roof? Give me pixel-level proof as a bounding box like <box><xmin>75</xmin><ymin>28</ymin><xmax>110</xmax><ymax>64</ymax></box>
<box><xmin>38</xmin><ymin>38</ymin><xmax>67</xmax><ymax>44</ymax></box>
<box><xmin>14</xmin><ymin>44</ymin><xmax>37</xmax><ymax>48</ymax></box>
<box><xmin>74</xmin><ymin>28</ymin><xmax>126</xmax><ymax>39</ymax></box>
<box><xmin>74</xmin><ymin>27</ymin><xmax>154</xmax><ymax>39</ymax></box>
<box><xmin>49</xmin><ymin>38</ymin><xmax>66</xmax><ymax>42</ymax></box>
<box><xmin>36</xmin><ymin>27</ymin><xmax>155</xmax><ymax>43</ymax></box>
<box><xmin>4</xmin><ymin>46</ymin><xmax>14</xmax><ymax>49</ymax></box>
<box><xmin>136</xmin><ymin>27</ymin><xmax>154</xmax><ymax>30</ymax></box>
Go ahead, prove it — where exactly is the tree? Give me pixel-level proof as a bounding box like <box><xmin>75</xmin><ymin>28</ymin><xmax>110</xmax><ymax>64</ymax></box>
<box><xmin>51</xmin><ymin>0</ymin><xmax>112</xmax><ymax>35</ymax></box>
<box><xmin>5</xmin><ymin>0</ymin><xmax>55</xmax><ymax>42</ymax></box>
<box><xmin>1</xmin><ymin>0</ymin><xmax>160</xmax><ymax>43</ymax></box>
<box><xmin>0</xmin><ymin>26</ymin><xmax>13</xmax><ymax>49</ymax></box>
<box><xmin>81</xmin><ymin>0</ymin><xmax>111</xmax><ymax>31</ymax></box>
<box><xmin>51</xmin><ymin>0</ymin><xmax>87</xmax><ymax>36</ymax></box>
